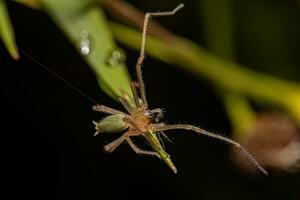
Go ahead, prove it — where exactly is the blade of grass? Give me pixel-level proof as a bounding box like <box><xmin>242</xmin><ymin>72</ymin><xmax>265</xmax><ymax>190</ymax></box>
<box><xmin>109</xmin><ymin>21</ymin><xmax>300</xmax><ymax>122</ymax></box>
<box><xmin>0</xmin><ymin>0</ymin><xmax>19</xmax><ymax>59</ymax></box>
<box><xmin>40</xmin><ymin>0</ymin><xmax>132</xmax><ymax>101</ymax></box>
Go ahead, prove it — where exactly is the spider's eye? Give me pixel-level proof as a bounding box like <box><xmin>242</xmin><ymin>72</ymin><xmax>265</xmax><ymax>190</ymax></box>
<box><xmin>147</xmin><ymin>110</ymin><xmax>164</xmax><ymax>123</ymax></box>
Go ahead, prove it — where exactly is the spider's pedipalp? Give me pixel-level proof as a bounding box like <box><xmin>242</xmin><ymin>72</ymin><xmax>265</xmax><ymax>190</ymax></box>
<box><xmin>148</xmin><ymin>108</ymin><xmax>165</xmax><ymax>122</ymax></box>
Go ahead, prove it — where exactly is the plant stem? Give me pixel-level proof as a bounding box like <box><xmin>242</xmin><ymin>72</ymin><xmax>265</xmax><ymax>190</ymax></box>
<box><xmin>109</xmin><ymin>21</ymin><xmax>300</xmax><ymax>122</ymax></box>
<box><xmin>197</xmin><ymin>0</ymin><xmax>257</xmax><ymax>136</ymax></box>
<box><xmin>223</xmin><ymin>92</ymin><xmax>256</xmax><ymax>137</ymax></box>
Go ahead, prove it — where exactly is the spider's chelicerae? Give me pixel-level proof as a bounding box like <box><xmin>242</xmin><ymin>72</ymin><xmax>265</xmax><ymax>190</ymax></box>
<box><xmin>92</xmin><ymin>3</ymin><xmax>267</xmax><ymax>175</ymax></box>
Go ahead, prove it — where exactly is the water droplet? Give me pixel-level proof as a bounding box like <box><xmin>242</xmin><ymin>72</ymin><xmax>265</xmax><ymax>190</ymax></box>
<box><xmin>106</xmin><ymin>48</ymin><xmax>126</xmax><ymax>67</ymax></box>
<box><xmin>80</xmin><ymin>45</ymin><xmax>90</xmax><ymax>55</ymax></box>
<box><xmin>79</xmin><ymin>30</ymin><xmax>91</xmax><ymax>56</ymax></box>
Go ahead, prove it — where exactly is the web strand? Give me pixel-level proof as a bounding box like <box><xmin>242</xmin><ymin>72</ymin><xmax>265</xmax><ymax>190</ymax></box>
<box><xmin>18</xmin><ymin>48</ymin><xmax>98</xmax><ymax>104</ymax></box>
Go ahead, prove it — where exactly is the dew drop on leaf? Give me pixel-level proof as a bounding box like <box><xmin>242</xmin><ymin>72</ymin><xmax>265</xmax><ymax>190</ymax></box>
<box><xmin>106</xmin><ymin>48</ymin><xmax>126</xmax><ymax>67</ymax></box>
<box><xmin>79</xmin><ymin>30</ymin><xmax>90</xmax><ymax>55</ymax></box>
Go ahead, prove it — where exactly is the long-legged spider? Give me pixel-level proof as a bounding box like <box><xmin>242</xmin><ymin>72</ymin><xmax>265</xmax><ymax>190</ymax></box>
<box><xmin>92</xmin><ymin>3</ymin><xmax>267</xmax><ymax>175</ymax></box>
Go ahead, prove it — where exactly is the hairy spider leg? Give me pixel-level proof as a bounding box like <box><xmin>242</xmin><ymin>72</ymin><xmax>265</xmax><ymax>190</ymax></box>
<box><xmin>136</xmin><ymin>3</ymin><xmax>184</xmax><ymax>109</ymax></box>
<box><xmin>126</xmin><ymin>137</ymin><xmax>160</xmax><ymax>157</ymax></box>
<box><xmin>130</xmin><ymin>81</ymin><xmax>141</xmax><ymax>108</ymax></box>
<box><xmin>92</xmin><ymin>104</ymin><xmax>128</xmax><ymax>116</ymax></box>
<box><xmin>118</xmin><ymin>97</ymin><xmax>133</xmax><ymax>114</ymax></box>
<box><xmin>153</xmin><ymin>124</ymin><xmax>268</xmax><ymax>175</ymax></box>
<box><xmin>104</xmin><ymin>133</ymin><xmax>128</xmax><ymax>153</ymax></box>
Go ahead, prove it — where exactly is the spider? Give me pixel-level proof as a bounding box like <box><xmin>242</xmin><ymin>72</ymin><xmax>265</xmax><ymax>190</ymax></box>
<box><xmin>92</xmin><ymin>3</ymin><xmax>267</xmax><ymax>175</ymax></box>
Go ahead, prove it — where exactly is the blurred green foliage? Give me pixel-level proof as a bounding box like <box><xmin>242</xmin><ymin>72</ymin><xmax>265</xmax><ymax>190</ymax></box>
<box><xmin>0</xmin><ymin>0</ymin><xmax>19</xmax><ymax>59</ymax></box>
<box><xmin>3</xmin><ymin>0</ymin><xmax>133</xmax><ymax>101</ymax></box>
<box><xmin>40</xmin><ymin>0</ymin><xmax>132</xmax><ymax>101</ymax></box>
<box><xmin>1</xmin><ymin>0</ymin><xmax>300</xmax><ymax>131</ymax></box>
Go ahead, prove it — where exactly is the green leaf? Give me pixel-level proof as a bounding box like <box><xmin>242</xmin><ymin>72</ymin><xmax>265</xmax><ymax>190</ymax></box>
<box><xmin>14</xmin><ymin>0</ymin><xmax>41</xmax><ymax>9</ymax></box>
<box><xmin>40</xmin><ymin>0</ymin><xmax>132</xmax><ymax>101</ymax></box>
<box><xmin>0</xmin><ymin>0</ymin><xmax>19</xmax><ymax>59</ymax></box>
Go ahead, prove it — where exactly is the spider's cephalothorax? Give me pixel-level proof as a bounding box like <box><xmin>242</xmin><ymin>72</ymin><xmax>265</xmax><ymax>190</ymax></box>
<box><xmin>92</xmin><ymin>3</ymin><xmax>268</xmax><ymax>175</ymax></box>
<box><xmin>130</xmin><ymin>109</ymin><xmax>154</xmax><ymax>131</ymax></box>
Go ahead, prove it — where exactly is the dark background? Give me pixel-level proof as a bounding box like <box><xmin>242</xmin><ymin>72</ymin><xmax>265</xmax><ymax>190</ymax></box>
<box><xmin>1</xmin><ymin>0</ymin><xmax>300</xmax><ymax>199</ymax></box>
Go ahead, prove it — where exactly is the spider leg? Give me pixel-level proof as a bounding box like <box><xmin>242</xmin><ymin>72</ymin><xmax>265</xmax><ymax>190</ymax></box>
<box><xmin>160</xmin><ymin>131</ymin><xmax>173</xmax><ymax>144</ymax></box>
<box><xmin>103</xmin><ymin>133</ymin><xmax>127</xmax><ymax>153</ymax></box>
<box><xmin>118</xmin><ymin>97</ymin><xmax>133</xmax><ymax>114</ymax></box>
<box><xmin>156</xmin><ymin>131</ymin><xmax>166</xmax><ymax>150</ymax></box>
<box><xmin>126</xmin><ymin>137</ymin><xmax>160</xmax><ymax>158</ymax></box>
<box><xmin>150</xmin><ymin>123</ymin><xmax>165</xmax><ymax>131</ymax></box>
<box><xmin>153</xmin><ymin>124</ymin><xmax>268</xmax><ymax>175</ymax></box>
<box><xmin>136</xmin><ymin>3</ymin><xmax>184</xmax><ymax>109</ymax></box>
<box><xmin>92</xmin><ymin>104</ymin><xmax>128</xmax><ymax>116</ymax></box>
<box><xmin>130</xmin><ymin>81</ymin><xmax>141</xmax><ymax>108</ymax></box>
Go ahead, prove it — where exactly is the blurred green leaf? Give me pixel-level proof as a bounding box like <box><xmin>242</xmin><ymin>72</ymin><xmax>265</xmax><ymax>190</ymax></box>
<box><xmin>14</xmin><ymin>0</ymin><xmax>41</xmax><ymax>9</ymax></box>
<box><xmin>0</xmin><ymin>0</ymin><xmax>19</xmax><ymax>59</ymax></box>
<box><xmin>40</xmin><ymin>0</ymin><xmax>132</xmax><ymax>101</ymax></box>
<box><xmin>109</xmin><ymin>21</ymin><xmax>300</xmax><ymax>122</ymax></box>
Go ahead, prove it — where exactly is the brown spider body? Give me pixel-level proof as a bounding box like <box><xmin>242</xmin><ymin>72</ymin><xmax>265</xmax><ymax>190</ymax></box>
<box><xmin>130</xmin><ymin>110</ymin><xmax>152</xmax><ymax>132</ymax></box>
<box><xmin>93</xmin><ymin>103</ymin><xmax>177</xmax><ymax>173</ymax></box>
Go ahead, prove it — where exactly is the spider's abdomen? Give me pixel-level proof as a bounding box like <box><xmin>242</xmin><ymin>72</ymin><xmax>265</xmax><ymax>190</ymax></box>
<box><xmin>94</xmin><ymin>114</ymin><xmax>128</xmax><ymax>134</ymax></box>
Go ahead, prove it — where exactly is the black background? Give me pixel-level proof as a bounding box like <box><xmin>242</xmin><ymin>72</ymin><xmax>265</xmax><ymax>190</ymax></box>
<box><xmin>1</xmin><ymin>0</ymin><xmax>300</xmax><ymax>200</ymax></box>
